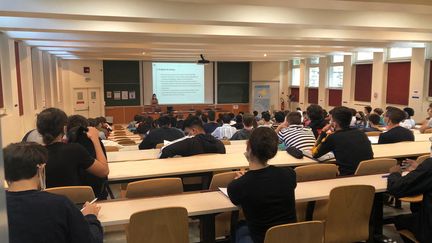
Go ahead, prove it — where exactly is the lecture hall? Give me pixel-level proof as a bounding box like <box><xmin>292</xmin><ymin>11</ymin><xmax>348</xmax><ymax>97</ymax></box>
<box><xmin>1</xmin><ymin>0</ymin><xmax>432</xmax><ymax>243</ymax></box>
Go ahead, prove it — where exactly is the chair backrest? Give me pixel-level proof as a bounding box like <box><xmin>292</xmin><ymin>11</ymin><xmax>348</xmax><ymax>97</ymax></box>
<box><xmin>127</xmin><ymin>207</ymin><xmax>189</xmax><ymax>243</ymax></box>
<box><xmin>294</xmin><ymin>164</ymin><xmax>339</xmax><ymax>182</ymax></box>
<box><xmin>365</xmin><ymin>131</ymin><xmax>381</xmax><ymax>136</ymax></box>
<box><xmin>324</xmin><ymin>185</ymin><xmax>375</xmax><ymax>243</ymax></box>
<box><xmin>105</xmin><ymin>146</ymin><xmax>119</xmax><ymax>152</ymax></box>
<box><xmin>221</xmin><ymin>140</ymin><xmax>231</xmax><ymax>145</ymax></box>
<box><xmin>264</xmin><ymin>221</ymin><xmax>324</xmax><ymax>243</ymax></box>
<box><xmin>118</xmin><ymin>140</ymin><xmax>137</xmax><ymax>145</ymax></box>
<box><xmin>125</xmin><ymin>178</ymin><xmax>183</xmax><ymax>199</ymax></box>
<box><xmin>209</xmin><ymin>171</ymin><xmax>237</xmax><ymax>190</ymax></box>
<box><xmin>416</xmin><ymin>154</ymin><xmax>430</xmax><ymax>164</ymax></box>
<box><xmin>354</xmin><ymin>158</ymin><xmax>397</xmax><ymax>176</ymax></box>
<box><xmin>155</xmin><ymin>143</ymin><xmax>164</xmax><ymax>149</ymax></box>
<box><xmin>45</xmin><ymin>186</ymin><xmax>95</xmax><ymax>204</ymax></box>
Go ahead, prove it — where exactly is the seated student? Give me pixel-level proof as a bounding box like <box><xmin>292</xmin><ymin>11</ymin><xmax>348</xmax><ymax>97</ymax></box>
<box><xmin>373</xmin><ymin>108</ymin><xmax>386</xmax><ymax>126</ymax></box>
<box><xmin>276</xmin><ymin>112</ymin><xmax>316</xmax><ymax>151</ymax></box>
<box><xmin>4</xmin><ymin>142</ymin><xmax>103</xmax><ymax>243</ymax></box>
<box><xmin>400</xmin><ymin>107</ymin><xmax>416</xmax><ymax>129</ymax></box>
<box><xmin>234</xmin><ymin>115</ymin><xmax>244</xmax><ymax>130</ymax></box>
<box><xmin>253</xmin><ymin>110</ymin><xmax>260</xmax><ymax>122</ymax></box>
<box><xmin>272</xmin><ymin>111</ymin><xmax>285</xmax><ymax>130</ymax></box>
<box><xmin>378</xmin><ymin>108</ymin><xmax>414</xmax><ymax>144</ymax></box>
<box><xmin>306</xmin><ymin>104</ymin><xmax>327</xmax><ymax>138</ymax></box>
<box><xmin>363</xmin><ymin>113</ymin><xmax>382</xmax><ymax>132</ymax></box>
<box><xmin>67</xmin><ymin>115</ymin><xmax>108</xmax><ymax>200</ymax></box>
<box><xmin>22</xmin><ymin>129</ymin><xmax>44</xmax><ymax>145</ymax></box>
<box><xmin>160</xmin><ymin>116</ymin><xmax>226</xmax><ymax>158</ymax></box>
<box><xmin>419</xmin><ymin>103</ymin><xmax>432</xmax><ymax>133</ymax></box>
<box><xmin>139</xmin><ymin>115</ymin><xmax>184</xmax><ymax>150</ymax></box>
<box><xmin>127</xmin><ymin>114</ymin><xmax>142</xmax><ymax>132</ymax></box>
<box><xmin>387</xmin><ymin>158</ymin><xmax>432</xmax><ymax>242</ymax></box>
<box><xmin>176</xmin><ymin>114</ymin><xmax>185</xmax><ymax>130</ymax></box>
<box><xmin>231</xmin><ymin>113</ymin><xmax>255</xmax><ymax>140</ymax></box>
<box><xmin>212</xmin><ymin>114</ymin><xmax>238</xmax><ymax>140</ymax></box>
<box><xmin>88</xmin><ymin>118</ymin><xmax>107</xmax><ymax>140</ymax></box>
<box><xmin>203</xmin><ymin>110</ymin><xmax>220</xmax><ymax>134</ymax></box>
<box><xmin>258</xmin><ymin>112</ymin><xmax>273</xmax><ymax>128</ymax></box>
<box><xmin>364</xmin><ymin>105</ymin><xmax>372</xmax><ymax>120</ymax></box>
<box><xmin>354</xmin><ymin>111</ymin><xmax>367</xmax><ymax>128</ymax></box>
<box><xmin>227</xmin><ymin>127</ymin><xmax>297</xmax><ymax>243</ymax></box>
<box><xmin>37</xmin><ymin>108</ymin><xmax>109</xmax><ymax>188</ymax></box>
<box><xmin>312</xmin><ymin>106</ymin><xmax>373</xmax><ymax>175</ymax></box>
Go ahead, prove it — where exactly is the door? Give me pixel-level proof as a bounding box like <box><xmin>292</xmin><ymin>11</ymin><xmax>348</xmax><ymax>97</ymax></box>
<box><xmin>73</xmin><ymin>88</ymin><xmax>102</xmax><ymax>118</ymax></box>
<box><xmin>88</xmin><ymin>88</ymin><xmax>101</xmax><ymax>118</ymax></box>
<box><xmin>73</xmin><ymin>88</ymin><xmax>89</xmax><ymax>117</ymax></box>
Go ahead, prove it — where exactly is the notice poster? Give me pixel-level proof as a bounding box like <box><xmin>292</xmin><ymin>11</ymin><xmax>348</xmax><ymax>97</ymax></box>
<box><xmin>106</xmin><ymin>91</ymin><xmax>112</xmax><ymax>99</ymax></box>
<box><xmin>122</xmin><ymin>91</ymin><xmax>129</xmax><ymax>100</ymax></box>
<box><xmin>129</xmin><ymin>91</ymin><xmax>136</xmax><ymax>99</ymax></box>
<box><xmin>113</xmin><ymin>91</ymin><xmax>121</xmax><ymax>100</ymax></box>
<box><xmin>253</xmin><ymin>85</ymin><xmax>270</xmax><ymax>113</ymax></box>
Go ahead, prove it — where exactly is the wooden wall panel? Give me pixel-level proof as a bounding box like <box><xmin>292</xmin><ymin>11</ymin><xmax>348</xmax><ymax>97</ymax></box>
<box><xmin>354</xmin><ymin>64</ymin><xmax>373</xmax><ymax>102</ymax></box>
<box><xmin>307</xmin><ymin>88</ymin><xmax>318</xmax><ymax>104</ymax></box>
<box><xmin>386</xmin><ymin>62</ymin><xmax>411</xmax><ymax>105</ymax></box>
<box><xmin>328</xmin><ymin>89</ymin><xmax>342</xmax><ymax>107</ymax></box>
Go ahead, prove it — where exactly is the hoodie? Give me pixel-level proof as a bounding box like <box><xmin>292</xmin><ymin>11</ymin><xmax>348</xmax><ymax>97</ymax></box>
<box><xmin>159</xmin><ymin>133</ymin><xmax>226</xmax><ymax>159</ymax></box>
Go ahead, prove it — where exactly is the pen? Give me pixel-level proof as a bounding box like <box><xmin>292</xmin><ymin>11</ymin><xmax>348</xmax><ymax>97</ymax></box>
<box><xmin>81</xmin><ymin>198</ymin><xmax>98</xmax><ymax>212</ymax></box>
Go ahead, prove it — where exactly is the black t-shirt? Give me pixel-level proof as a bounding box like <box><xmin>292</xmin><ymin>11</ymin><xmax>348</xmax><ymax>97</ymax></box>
<box><xmin>203</xmin><ymin>122</ymin><xmax>220</xmax><ymax>134</ymax></box>
<box><xmin>308</xmin><ymin>119</ymin><xmax>328</xmax><ymax>138</ymax></box>
<box><xmin>378</xmin><ymin>126</ymin><xmax>415</xmax><ymax>144</ymax></box>
<box><xmin>6</xmin><ymin>190</ymin><xmax>103</xmax><ymax>243</ymax></box>
<box><xmin>159</xmin><ymin>134</ymin><xmax>226</xmax><ymax>158</ymax></box>
<box><xmin>227</xmin><ymin>166</ymin><xmax>297</xmax><ymax>243</ymax></box>
<box><xmin>45</xmin><ymin>142</ymin><xmax>95</xmax><ymax>188</ymax></box>
<box><xmin>138</xmin><ymin>127</ymin><xmax>184</xmax><ymax>150</ymax></box>
<box><xmin>313</xmin><ymin>128</ymin><xmax>374</xmax><ymax>175</ymax></box>
<box><xmin>72</xmin><ymin>136</ymin><xmax>108</xmax><ymax>200</ymax></box>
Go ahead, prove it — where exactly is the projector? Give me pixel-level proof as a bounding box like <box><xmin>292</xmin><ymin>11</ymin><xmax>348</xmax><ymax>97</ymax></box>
<box><xmin>197</xmin><ymin>54</ymin><xmax>210</xmax><ymax>65</ymax></box>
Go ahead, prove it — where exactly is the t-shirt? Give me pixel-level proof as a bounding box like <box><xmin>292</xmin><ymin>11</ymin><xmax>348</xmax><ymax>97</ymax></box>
<box><xmin>400</xmin><ymin>119</ymin><xmax>416</xmax><ymax>129</ymax></box>
<box><xmin>308</xmin><ymin>119</ymin><xmax>328</xmax><ymax>138</ymax></box>
<box><xmin>138</xmin><ymin>127</ymin><xmax>184</xmax><ymax>150</ymax></box>
<box><xmin>278</xmin><ymin>125</ymin><xmax>316</xmax><ymax>150</ymax></box>
<box><xmin>159</xmin><ymin>134</ymin><xmax>226</xmax><ymax>158</ymax></box>
<box><xmin>312</xmin><ymin>128</ymin><xmax>374</xmax><ymax>175</ymax></box>
<box><xmin>6</xmin><ymin>190</ymin><xmax>103</xmax><ymax>243</ymax></box>
<box><xmin>203</xmin><ymin>122</ymin><xmax>220</xmax><ymax>134</ymax></box>
<box><xmin>228</xmin><ymin>166</ymin><xmax>297</xmax><ymax>243</ymax></box>
<box><xmin>45</xmin><ymin>142</ymin><xmax>95</xmax><ymax>188</ymax></box>
<box><xmin>230</xmin><ymin>129</ymin><xmax>253</xmax><ymax>140</ymax></box>
<box><xmin>378</xmin><ymin>126</ymin><xmax>415</xmax><ymax>144</ymax></box>
<box><xmin>211</xmin><ymin>124</ymin><xmax>237</xmax><ymax>139</ymax></box>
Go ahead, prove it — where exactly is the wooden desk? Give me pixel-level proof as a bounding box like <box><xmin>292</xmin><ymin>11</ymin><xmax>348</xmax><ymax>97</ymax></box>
<box><xmin>99</xmin><ymin>173</ymin><xmax>389</xmax><ymax>242</ymax></box>
<box><xmin>369</xmin><ymin>133</ymin><xmax>431</xmax><ymax>144</ymax></box>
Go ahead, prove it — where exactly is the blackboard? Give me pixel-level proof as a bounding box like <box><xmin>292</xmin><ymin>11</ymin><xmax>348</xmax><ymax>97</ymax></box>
<box><xmin>103</xmin><ymin>61</ymin><xmax>141</xmax><ymax>106</ymax></box>
<box><xmin>217</xmin><ymin>62</ymin><xmax>250</xmax><ymax>103</ymax></box>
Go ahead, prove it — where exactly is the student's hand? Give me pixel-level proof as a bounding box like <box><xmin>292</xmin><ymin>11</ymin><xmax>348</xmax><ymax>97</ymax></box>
<box><xmin>389</xmin><ymin>165</ymin><xmax>402</xmax><ymax>174</ymax></box>
<box><xmin>404</xmin><ymin>159</ymin><xmax>419</xmax><ymax>172</ymax></box>
<box><xmin>235</xmin><ymin>170</ymin><xmax>246</xmax><ymax>179</ymax></box>
<box><xmin>87</xmin><ymin>127</ymin><xmax>100</xmax><ymax>141</ymax></box>
<box><xmin>81</xmin><ymin>202</ymin><xmax>101</xmax><ymax>217</ymax></box>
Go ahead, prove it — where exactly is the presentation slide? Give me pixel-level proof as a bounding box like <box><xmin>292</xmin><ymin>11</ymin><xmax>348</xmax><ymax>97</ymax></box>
<box><xmin>152</xmin><ymin>63</ymin><xmax>205</xmax><ymax>104</ymax></box>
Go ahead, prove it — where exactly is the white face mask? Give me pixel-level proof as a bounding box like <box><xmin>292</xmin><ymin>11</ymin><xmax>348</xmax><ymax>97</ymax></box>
<box><xmin>37</xmin><ymin>165</ymin><xmax>46</xmax><ymax>191</ymax></box>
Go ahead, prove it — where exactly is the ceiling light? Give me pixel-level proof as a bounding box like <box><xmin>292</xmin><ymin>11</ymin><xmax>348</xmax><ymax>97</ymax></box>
<box><xmin>263</xmin><ymin>53</ymin><xmax>267</xmax><ymax>57</ymax></box>
<box><xmin>142</xmin><ymin>51</ymin><xmax>146</xmax><ymax>55</ymax></box>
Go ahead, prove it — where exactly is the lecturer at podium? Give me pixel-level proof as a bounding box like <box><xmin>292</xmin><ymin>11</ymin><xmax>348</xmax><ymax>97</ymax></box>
<box><xmin>151</xmin><ymin>93</ymin><xmax>161</xmax><ymax>112</ymax></box>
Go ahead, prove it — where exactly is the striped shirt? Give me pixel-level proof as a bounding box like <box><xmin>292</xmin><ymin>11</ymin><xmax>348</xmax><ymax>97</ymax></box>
<box><xmin>278</xmin><ymin>125</ymin><xmax>316</xmax><ymax>150</ymax></box>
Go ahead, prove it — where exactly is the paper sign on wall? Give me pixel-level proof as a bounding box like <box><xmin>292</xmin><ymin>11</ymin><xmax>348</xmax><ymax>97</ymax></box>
<box><xmin>106</xmin><ymin>91</ymin><xmax>112</xmax><ymax>99</ymax></box>
<box><xmin>129</xmin><ymin>91</ymin><xmax>136</xmax><ymax>99</ymax></box>
<box><xmin>113</xmin><ymin>91</ymin><xmax>121</xmax><ymax>100</ymax></box>
<box><xmin>122</xmin><ymin>91</ymin><xmax>129</xmax><ymax>100</ymax></box>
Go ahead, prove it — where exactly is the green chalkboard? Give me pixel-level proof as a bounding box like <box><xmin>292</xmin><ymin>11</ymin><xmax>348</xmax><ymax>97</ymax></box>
<box><xmin>217</xmin><ymin>62</ymin><xmax>250</xmax><ymax>103</ymax></box>
<box><xmin>103</xmin><ymin>61</ymin><xmax>141</xmax><ymax>106</ymax></box>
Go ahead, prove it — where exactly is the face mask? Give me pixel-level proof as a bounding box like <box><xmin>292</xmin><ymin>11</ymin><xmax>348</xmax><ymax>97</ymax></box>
<box><xmin>37</xmin><ymin>165</ymin><xmax>46</xmax><ymax>190</ymax></box>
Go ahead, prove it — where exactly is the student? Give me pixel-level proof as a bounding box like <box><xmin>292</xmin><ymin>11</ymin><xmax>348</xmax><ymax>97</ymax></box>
<box><xmin>349</xmin><ymin>108</ymin><xmax>357</xmax><ymax>127</ymax></box>
<box><xmin>276</xmin><ymin>112</ymin><xmax>316</xmax><ymax>151</ymax></box>
<box><xmin>127</xmin><ymin>114</ymin><xmax>142</xmax><ymax>132</ymax></box>
<box><xmin>22</xmin><ymin>129</ymin><xmax>44</xmax><ymax>145</ymax></box>
<box><xmin>378</xmin><ymin>108</ymin><xmax>414</xmax><ymax>144</ymax></box>
<box><xmin>160</xmin><ymin>116</ymin><xmax>226</xmax><ymax>158</ymax></box>
<box><xmin>419</xmin><ymin>103</ymin><xmax>432</xmax><ymax>133</ymax></box>
<box><xmin>138</xmin><ymin>115</ymin><xmax>184</xmax><ymax>150</ymax></box>
<box><xmin>363</xmin><ymin>113</ymin><xmax>382</xmax><ymax>132</ymax></box>
<box><xmin>272</xmin><ymin>111</ymin><xmax>285</xmax><ymax>130</ymax></box>
<box><xmin>258</xmin><ymin>112</ymin><xmax>273</xmax><ymax>128</ymax></box>
<box><xmin>400</xmin><ymin>107</ymin><xmax>416</xmax><ymax>129</ymax></box>
<box><xmin>176</xmin><ymin>114</ymin><xmax>185</xmax><ymax>130</ymax></box>
<box><xmin>306</xmin><ymin>104</ymin><xmax>327</xmax><ymax>138</ymax></box>
<box><xmin>37</xmin><ymin>108</ymin><xmax>109</xmax><ymax>188</ymax></box>
<box><xmin>387</xmin><ymin>158</ymin><xmax>432</xmax><ymax>242</ymax></box>
<box><xmin>67</xmin><ymin>115</ymin><xmax>108</xmax><ymax>200</ymax></box>
<box><xmin>253</xmin><ymin>110</ymin><xmax>260</xmax><ymax>122</ymax></box>
<box><xmin>373</xmin><ymin>108</ymin><xmax>385</xmax><ymax>126</ymax></box>
<box><xmin>364</xmin><ymin>105</ymin><xmax>372</xmax><ymax>119</ymax></box>
<box><xmin>231</xmin><ymin>113</ymin><xmax>255</xmax><ymax>140</ymax></box>
<box><xmin>4</xmin><ymin>142</ymin><xmax>103</xmax><ymax>243</ymax></box>
<box><xmin>312</xmin><ymin>106</ymin><xmax>373</xmax><ymax>175</ymax></box>
<box><xmin>227</xmin><ymin>127</ymin><xmax>297</xmax><ymax>243</ymax></box>
<box><xmin>203</xmin><ymin>110</ymin><xmax>220</xmax><ymax>134</ymax></box>
<box><xmin>354</xmin><ymin>111</ymin><xmax>367</xmax><ymax>128</ymax></box>
<box><xmin>212</xmin><ymin>114</ymin><xmax>238</xmax><ymax>139</ymax></box>
<box><xmin>234</xmin><ymin>114</ymin><xmax>245</xmax><ymax>130</ymax></box>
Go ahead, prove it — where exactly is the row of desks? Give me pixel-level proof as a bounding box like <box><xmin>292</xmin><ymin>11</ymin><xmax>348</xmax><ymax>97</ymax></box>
<box><xmin>107</xmin><ymin>141</ymin><xmax>430</xmax><ymax>183</ymax></box>
<box><xmin>99</xmin><ymin>173</ymin><xmax>389</xmax><ymax>242</ymax></box>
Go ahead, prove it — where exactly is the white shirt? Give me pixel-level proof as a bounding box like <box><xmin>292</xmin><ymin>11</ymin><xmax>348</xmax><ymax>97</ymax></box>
<box><xmin>212</xmin><ymin>124</ymin><xmax>237</xmax><ymax>140</ymax></box>
<box><xmin>400</xmin><ymin>119</ymin><xmax>416</xmax><ymax>129</ymax></box>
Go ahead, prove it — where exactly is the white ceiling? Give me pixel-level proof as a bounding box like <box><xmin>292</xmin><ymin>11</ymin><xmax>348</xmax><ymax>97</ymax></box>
<box><xmin>0</xmin><ymin>0</ymin><xmax>431</xmax><ymax>61</ymax></box>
